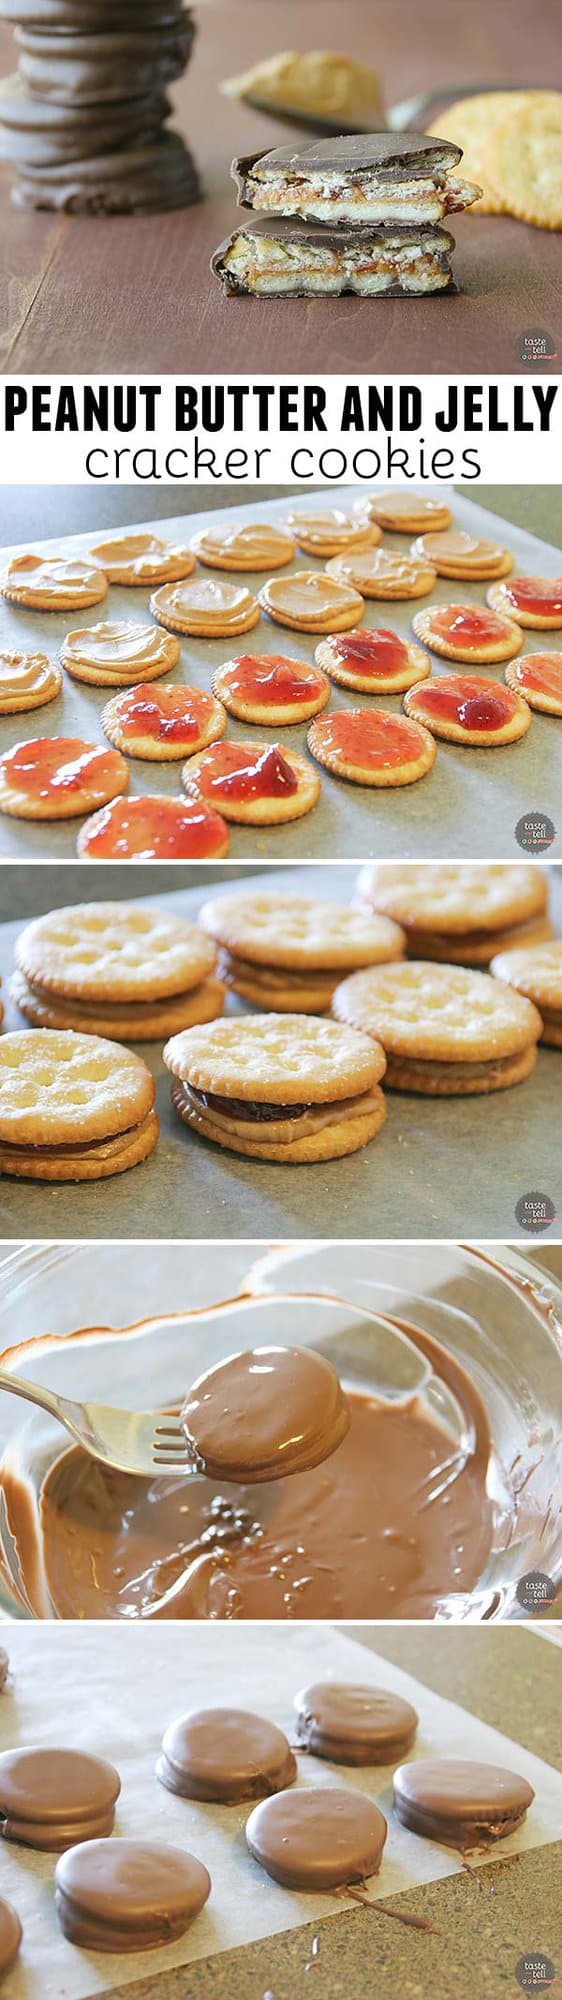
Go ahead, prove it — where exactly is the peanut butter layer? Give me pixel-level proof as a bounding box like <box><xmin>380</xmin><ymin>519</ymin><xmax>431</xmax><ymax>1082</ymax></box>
<box><xmin>0</xmin><ymin>1108</ymin><xmax>159</xmax><ymax>1180</ymax></box>
<box><xmin>180</xmin><ymin>1081</ymin><xmax>384</xmax><ymax>1145</ymax></box>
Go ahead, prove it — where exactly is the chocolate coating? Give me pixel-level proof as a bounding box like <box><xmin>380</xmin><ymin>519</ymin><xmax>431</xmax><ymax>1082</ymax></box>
<box><xmin>13</xmin><ymin>131</ymin><xmax>200</xmax><ymax>213</ymax></box>
<box><xmin>0</xmin><ymin>1898</ymin><xmax>22</xmax><ymax>1976</ymax></box>
<box><xmin>215</xmin><ymin>215</ymin><xmax>455</xmax><ymax>255</ymax></box>
<box><xmin>233</xmin><ymin>132</ymin><xmax>462</xmax><ymax>183</ymax></box>
<box><xmin>37</xmin><ymin>1337</ymin><xmax>494</xmax><ymax>1620</ymax></box>
<box><xmin>0</xmin><ymin>72</ymin><xmax>171</xmax><ymax>168</ymax></box>
<box><xmin>4</xmin><ymin>1</ymin><xmax>181</xmax><ymax>20</ymax></box>
<box><xmin>0</xmin><ymin>1746</ymin><xmax>121</xmax><ymax>1850</ymax></box>
<box><xmin>295</xmin><ymin>1683</ymin><xmax>418</xmax><ymax>1765</ymax></box>
<box><xmin>246</xmin><ymin>1786</ymin><xmax>387</xmax><ymax>1889</ymax></box>
<box><xmin>55</xmin><ymin>1838</ymin><xmax>211</xmax><ymax>1952</ymax></box>
<box><xmin>1</xmin><ymin>4</ymin><xmax>197</xmax><ymax>213</ymax></box>
<box><xmin>180</xmin><ymin>1344</ymin><xmax>350</xmax><ymax>1481</ymax></box>
<box><xmin>393</xmin><ymin>1759</ymin><xmax>535</xmax><ymax>1847</ymax></box>
<box><xmin>157</xmin><ymin>1707</ymin><xmax>297</xmax><ymax>1802</ymax></box>
<box><xmin>16</xmin><ymin>20</ymin><xmax>194</xmax><ymax>105</ymax></box>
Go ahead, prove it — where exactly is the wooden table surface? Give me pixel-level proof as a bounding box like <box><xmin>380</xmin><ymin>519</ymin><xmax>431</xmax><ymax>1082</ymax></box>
<box><xmin>0</xmin><ymin>0</ymin><xmax>560</xmax><ymax>375</ymax></box>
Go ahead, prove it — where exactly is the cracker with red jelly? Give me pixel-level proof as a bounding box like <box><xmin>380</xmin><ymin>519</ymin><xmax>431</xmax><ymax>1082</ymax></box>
<box><xmin>77</xmin><ymin>796</ymin><xmax>230</xmax><ymax>861</ymax></box>
<box><xmin>182</xmin><ymin>739</ymin><xmax>320</xmax><ymax>824</ymax></box>
<box><xmin>307</xmin><ymin>708</ymin><xmax>436</xmax><ymax>787</ymax></box>
<box><xmin>0</xmin><ymin>736</ymin><xmax>128</xmax><ymax>822</ymax></box>
<box><xmin>505</xmin><ymin>650</ymin><xmax>562</xmax><ymax>715</ymax></box>
<box><xmin>211</xmin><ymin>653</ymin><xmax>330</xmax><ymax>725</ymax></box>
<box><xmin>404</xmin><ymin>674</ymin><xmax>531</xmax><ymax>746</ymax></box>
<box><xmin>412</xmin><ymin>603</ymin><xmax>522</xmax><ymax>664</ymax></box>
<box><xmin>487</xmin><ymin>577</ymin><xmax>562</xmax><ymax>631</ymax></box>
<box><xmin>101</xmin><ymin>683</ymin><xmax>226</xmax><ymax>761</ymax></box>
<box><xmin>315</xmin><ymin>628</ymin><xmax>430</xmax><ymax>694</ymax></box>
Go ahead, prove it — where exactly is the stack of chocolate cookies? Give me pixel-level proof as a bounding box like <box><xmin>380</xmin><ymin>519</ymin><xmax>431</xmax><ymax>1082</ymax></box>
<box><xmin>0</xmin><ymin>0</ymin><xmax>200</xmax><ymax>212</ymax></box>
<box><xmin>213</xmin><ymin>132</ymin><xmax>480</xmax><ymax>296</ymax></box>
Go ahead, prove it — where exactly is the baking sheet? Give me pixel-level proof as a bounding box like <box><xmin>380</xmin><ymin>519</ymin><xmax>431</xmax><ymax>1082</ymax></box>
<box><xmin>0</xmin><ymin>489</ymin><xmax>560</xmax><ymax>864</ymax></box>
<box><xmin>0</xmin><ymin>863</ymin><xmax>560</xmax><ymax>1242</ymax></box>
<box><xmin>0</xmin><ymin>1623</ymin><xmax>560</xmax><ymax>2000</ymax></box>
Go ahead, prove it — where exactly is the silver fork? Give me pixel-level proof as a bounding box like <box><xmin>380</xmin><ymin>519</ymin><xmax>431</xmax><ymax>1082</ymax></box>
<box><xmin>0</xmin><ymin>1370</ymin><xmax>195</xmax><ymax>1478</ymax></box>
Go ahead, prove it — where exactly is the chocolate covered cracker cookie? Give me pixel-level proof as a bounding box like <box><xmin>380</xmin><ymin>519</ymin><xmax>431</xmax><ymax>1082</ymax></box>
<box><xmin>233</xmin><ymin>133</ymin><xmax>479</xmax><ymax>227</ymax></box>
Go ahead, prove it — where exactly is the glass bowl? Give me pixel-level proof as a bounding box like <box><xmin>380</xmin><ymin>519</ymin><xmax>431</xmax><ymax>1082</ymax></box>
<box><xmin>0</xmin><ymin>1242</ymin><xmax>559</xmax><ymax>1622</ymax></box>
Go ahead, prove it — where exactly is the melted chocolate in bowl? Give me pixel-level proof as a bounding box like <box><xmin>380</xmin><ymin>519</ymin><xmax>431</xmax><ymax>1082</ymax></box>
<box><xmin>33</xmin><ymin>1326</ymin><xmax>493</xmax><ymax>1618</ymax></box>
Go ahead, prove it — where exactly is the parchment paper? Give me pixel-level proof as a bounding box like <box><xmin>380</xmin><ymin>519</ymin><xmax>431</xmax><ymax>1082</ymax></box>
<box><xmin>0</xmin><ymin>1623</ymin><xmax>560</xmax><ymax>2000</ymax></box>
<box><xmin>0</xmin><ymin>865</ymin><xmax>560</xmax><ymax>1242</ymax></box>
<box><xmin>0</xmin><ymin>489</ymin><xmax>560</xmax><ymax>863</ymax></box>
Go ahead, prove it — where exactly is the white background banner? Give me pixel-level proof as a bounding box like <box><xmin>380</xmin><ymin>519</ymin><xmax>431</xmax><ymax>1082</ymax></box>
<box><xmin>0</xmin><ymin>374</ymin><xmax>558</xmax><ymax>485</ymax></box>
